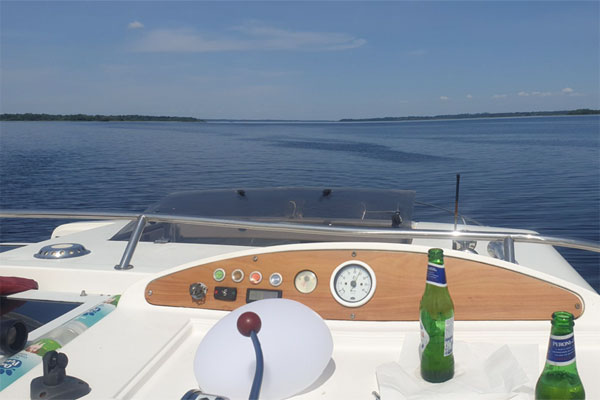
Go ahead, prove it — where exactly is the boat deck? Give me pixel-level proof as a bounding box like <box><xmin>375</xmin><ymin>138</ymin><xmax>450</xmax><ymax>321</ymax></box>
<box><xmin>1</xmin><ymin>206</ymin><xmax>599</xmax><ymax>399</ymax></box>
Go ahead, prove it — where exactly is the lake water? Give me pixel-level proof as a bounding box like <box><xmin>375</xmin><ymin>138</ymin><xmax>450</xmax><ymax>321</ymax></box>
<box><xmin>1</xmin><ymin>116</ymin><xmax>598</xmax><ymax>291</ymax></box>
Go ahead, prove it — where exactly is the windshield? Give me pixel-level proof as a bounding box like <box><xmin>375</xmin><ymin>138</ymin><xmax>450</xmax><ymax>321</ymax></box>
<box><xmin>111</xmin><ymin>188</ymin><xmax>415</xmax><ymax>245</ymax></box>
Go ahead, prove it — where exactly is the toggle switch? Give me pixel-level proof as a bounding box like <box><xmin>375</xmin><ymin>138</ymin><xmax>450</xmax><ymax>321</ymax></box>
<box><xmin>214</xmin><ymin>286</ymin><xmax>237</xmax><ymax>301</ymax></box>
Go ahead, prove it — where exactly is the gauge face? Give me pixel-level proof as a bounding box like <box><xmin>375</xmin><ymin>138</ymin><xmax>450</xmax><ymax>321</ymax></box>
<box><xmin>294</xmin><ymin>270</ymin><xmax>318</xmax><ymax>294</ymax></box>
<box><xmin>330</xmin><ymin>261</ymin><xmax>376</xmax><ymax>307</ymax></box>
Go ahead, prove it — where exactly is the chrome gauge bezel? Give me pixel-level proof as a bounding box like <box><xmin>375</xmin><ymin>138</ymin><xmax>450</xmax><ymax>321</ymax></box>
<box><xmin>294</xmin><ymin>270</ymin><xmax>318</xmax><ymax>294</ymax></box>
<box><xmin>329</xmin><ymin>260</ymin><xmax>377</xmax><ymax>308</ymax></box>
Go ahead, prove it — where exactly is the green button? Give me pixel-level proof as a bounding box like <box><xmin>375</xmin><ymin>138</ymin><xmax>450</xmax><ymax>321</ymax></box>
<box><xmin>214</xmin><ymin>269</ymin><xmax>225</xmax><ymax>281</ymax></box>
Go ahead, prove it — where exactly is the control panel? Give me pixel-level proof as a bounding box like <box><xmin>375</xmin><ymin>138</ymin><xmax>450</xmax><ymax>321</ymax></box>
<box><xmin>144</xmin><ymin>249</ymin><xmax>584</xmax><ymax>321</ymax></box>
<box><xmin>190</xmin><ymin>266</ymin><xmax>300</xmax><ymax>305</ymax></box>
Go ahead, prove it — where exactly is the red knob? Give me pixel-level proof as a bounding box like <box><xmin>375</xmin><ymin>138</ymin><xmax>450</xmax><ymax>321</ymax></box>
<box><xmin>237</xmin><ymin>311</ymin><xmax>262</xmax><ymax>337</ymax></box>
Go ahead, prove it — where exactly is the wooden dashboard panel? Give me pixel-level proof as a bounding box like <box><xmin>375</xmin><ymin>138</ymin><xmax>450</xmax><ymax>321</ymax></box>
<box><xmin>145</xmin><ymin>250</ymin><xmax>583</xmax><ymax>321</ymax></box>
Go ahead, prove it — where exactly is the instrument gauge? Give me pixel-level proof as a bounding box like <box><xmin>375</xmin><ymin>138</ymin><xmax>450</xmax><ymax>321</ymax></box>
<box><xmin>330</xmin><ymin>261</ymin><xmax>376</xmax><ymax>307</ymax></box>
<box><xmin>294</xmin><ymin>270</ymin><xmax>318</xmax><ymax>294</ymax></box>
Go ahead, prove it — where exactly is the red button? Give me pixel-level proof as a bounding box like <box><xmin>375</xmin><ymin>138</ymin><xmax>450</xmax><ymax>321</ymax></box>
<box><xmin>249</xmin><ymin>271</ymin><xmax>262</xmax><ymax>284</ymax></box>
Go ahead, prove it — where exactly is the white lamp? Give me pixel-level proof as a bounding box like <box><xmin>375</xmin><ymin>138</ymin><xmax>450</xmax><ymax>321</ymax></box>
<box><xmin>193</xmin><ymin>298</ymin><xmax>333</xmax><ymax>400</ymax></box>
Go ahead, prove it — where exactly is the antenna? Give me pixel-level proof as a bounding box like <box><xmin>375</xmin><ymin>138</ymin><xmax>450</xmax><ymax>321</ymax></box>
<box><xmin>452</xmin><ymin>173</ymin><xmax>461</xmax><ymax>250</ymax></box>
<box><xmin>454</xmin><ymin>173</ymin><xmax>460</xmax><ymax>232</ymax></box>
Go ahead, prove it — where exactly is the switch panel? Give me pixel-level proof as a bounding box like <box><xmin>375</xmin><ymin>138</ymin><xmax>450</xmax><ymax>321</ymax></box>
<box><xmin>214</xmin><ymin>286</ymin><xmax>237</xmax><ymax>301</ymax></box>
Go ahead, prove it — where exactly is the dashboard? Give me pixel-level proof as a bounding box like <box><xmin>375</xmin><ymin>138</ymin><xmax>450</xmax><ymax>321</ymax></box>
<box><xmin>144</xmin><ymin>249</ymin><xmax>583</xmax><ymax>321</ymax></box>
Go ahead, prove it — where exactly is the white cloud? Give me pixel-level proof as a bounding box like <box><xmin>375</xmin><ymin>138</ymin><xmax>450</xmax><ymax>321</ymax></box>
<box><xmin>518</xmin><ymin>90</ymin><xmax>555</xmax><ymax>97</ymax></box>
<box><xmin>517</xmin><ymin>88</ymin><xmax>585</xmax><ymax>98</ymax></box>
<box><xmin>132</xmin><ymin>23</ymin><xmax>366</xmax><ymax>52</ymax></box>
<box><xmin>466</xmin><ymin>94</ymin><xmax>473</xmax><ymax>99</ymax></box>
<box><xmin>492</xmin><ymin>94</ymin><xmax>508</xmax><ymax>99</ymax></box>
<box><xmin>128</xmin><ymin>21</ymin><xmax>144</xmax><ymax>29</ymax></box>
<box><xmin>561</xmin><ymin>87</ymin><xmax>583</xmax><ymax>96</ymax></box>
<box><xmin>440</xmin><ymin>96</ymin><xmax>449</xmax><ymax>101</ymax></box>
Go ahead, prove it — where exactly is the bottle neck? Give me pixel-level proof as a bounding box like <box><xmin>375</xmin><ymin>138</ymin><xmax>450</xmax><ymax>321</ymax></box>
<box><xmin>545</xmin><ymin>315</ymin><xmax>576</xmax><ymax>368</ymax></box>
<box><xmin>550</xmin><ymin>323</ymin><xmax>573</xmax><ymax>337</ymax></box>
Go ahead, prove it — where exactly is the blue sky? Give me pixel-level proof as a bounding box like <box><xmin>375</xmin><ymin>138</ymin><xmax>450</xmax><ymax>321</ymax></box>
<box><xmin>1</xmin><ymin>1</ymin><xmax>598</xmax><ymax>120</ymax></box>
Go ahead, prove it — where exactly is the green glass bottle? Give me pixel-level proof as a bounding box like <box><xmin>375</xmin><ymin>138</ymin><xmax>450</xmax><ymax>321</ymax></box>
<box><xmin>535</xmin><ymin>311</ymin><xmax>585</xmax><ymax>399</ymax></box>
<box><xmin>419</xmin><ymin>248</ymin><xmax>454</xmax><ymax>383</ymax></box>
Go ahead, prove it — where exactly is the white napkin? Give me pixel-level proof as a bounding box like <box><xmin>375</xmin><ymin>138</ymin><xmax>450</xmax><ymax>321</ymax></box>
<box><xmin>376</xmin><ymin>334</ymin><xmax>538</xmax><ymax>399</ymax></box>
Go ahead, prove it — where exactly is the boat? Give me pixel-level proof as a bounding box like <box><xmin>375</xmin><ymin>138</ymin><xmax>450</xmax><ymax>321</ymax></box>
<box><xmin>1</xmin><ymin>188</ymin><xmax>599</xmax><ymax>399</ymax></box>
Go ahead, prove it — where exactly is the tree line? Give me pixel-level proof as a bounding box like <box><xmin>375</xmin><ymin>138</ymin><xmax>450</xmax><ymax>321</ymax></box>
<box><xmin>339</xmin><ymin>109</ymin><xmax>600</xmax><ymax>122</ymax></box>
<box><xmin>0</xmin><ymin>113</ymin><xmax>205</xmax><ymax>122</ymax></box>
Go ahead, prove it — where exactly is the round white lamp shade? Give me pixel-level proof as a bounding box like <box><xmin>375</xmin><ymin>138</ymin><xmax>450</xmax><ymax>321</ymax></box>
<box><xmin>194</xmin><ymin>298</ymin><xmax>333</xmax><ymax>400</ymax></box>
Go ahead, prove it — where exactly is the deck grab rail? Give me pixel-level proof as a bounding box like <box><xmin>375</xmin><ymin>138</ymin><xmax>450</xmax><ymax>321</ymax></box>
<box><xmin>1</xmin><ymin>210</ymin><xmax>598</xmax><ymax>270</ymax></box>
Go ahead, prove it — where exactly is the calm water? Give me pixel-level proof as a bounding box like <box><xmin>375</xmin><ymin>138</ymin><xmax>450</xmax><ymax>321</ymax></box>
<box><xmin>1</xmin><ymin>116</ymin><xmax>598</xmax><ymax>290</ymax></box>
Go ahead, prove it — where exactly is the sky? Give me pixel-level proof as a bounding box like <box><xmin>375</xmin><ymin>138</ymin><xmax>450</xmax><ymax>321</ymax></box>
<box><xmin>1</xmin><ymin>1</ymin><xmax>598</xmax><ymax>120</ymax></box>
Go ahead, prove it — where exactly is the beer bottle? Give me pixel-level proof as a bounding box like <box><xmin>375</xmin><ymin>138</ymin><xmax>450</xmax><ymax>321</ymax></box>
<box><xmin>535</xmin><ymin>311</ymin><xmax>585</xmax><ymax>399</ymax></box>
<box><xmin>419</xmin><ymin>248</ymin><xmax>454</xmax><ymax>383</ymax></box>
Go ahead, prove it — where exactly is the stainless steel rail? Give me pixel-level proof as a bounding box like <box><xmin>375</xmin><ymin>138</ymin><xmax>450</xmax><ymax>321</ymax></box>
<box><xmin>1</xmin><ymin>210</ymin><xmax>599</xmax><ymax>269</ymax></box>
<box><xmin>114</xmin><ymin>215</ymin><xmax>147</xmax><ymax>270</ymax></box>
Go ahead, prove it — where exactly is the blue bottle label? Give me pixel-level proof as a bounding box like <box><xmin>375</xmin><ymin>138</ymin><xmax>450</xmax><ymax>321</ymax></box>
<box><xmin>426</xmin><ymin>263</ymin><xmax>447</xmax><ymax>287</ymax></box>
<box><xmin>547</xmin><ymin>333</ymin><xmax>576</xmax><ymax>366</ymax></box>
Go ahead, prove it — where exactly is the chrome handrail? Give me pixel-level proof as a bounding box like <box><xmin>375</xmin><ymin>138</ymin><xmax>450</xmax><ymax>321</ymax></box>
<box><xmin>1</xmin><ymin>210</ymin><xmax>599</xmax><ymax>270</ymax></box>
<box><xmin>0</xmin><ymin>210</ymin><xmax>140</xmax><ymax>220</ymax></box>
<box><xmin>114</xmin><ymin>215</ymin><xmax>147</xmax><ymax>270</ymax></box>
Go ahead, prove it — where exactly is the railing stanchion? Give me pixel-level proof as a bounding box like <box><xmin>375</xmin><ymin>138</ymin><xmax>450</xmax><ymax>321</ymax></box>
<box><xmin>503</xmin><ymin>236</ymin><xmax>516</xmax><ymax>263</ymax></box>
<box><xmin>114</xmin><ymin>215</ymin><xmax>147</xmax><ymax>270</ymax></box>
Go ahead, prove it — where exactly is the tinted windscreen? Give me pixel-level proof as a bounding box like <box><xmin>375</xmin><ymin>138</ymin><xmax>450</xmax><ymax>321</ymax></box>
<box><xmin>111</xmin><ymin>188</ymin><xmax>416</xmax><ymax>245</ymax></box>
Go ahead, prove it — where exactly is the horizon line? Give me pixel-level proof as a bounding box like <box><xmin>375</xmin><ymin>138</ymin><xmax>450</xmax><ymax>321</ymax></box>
<box><xmin>1</xmin><ymin>109</ymin><xmax>599</xmax><ymax>123</ymax></box>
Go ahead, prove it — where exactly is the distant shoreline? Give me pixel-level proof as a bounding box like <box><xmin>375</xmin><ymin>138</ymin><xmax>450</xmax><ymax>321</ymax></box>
<box><xmin>1</xmin><ymin>109</ymin><xmax>598</xmax><ymax>122</ymax></box>
<box><xmin>0</xmin><ymin>113</ymin><xmax>205</xmax><ymax>122</ymax></box>
<box><xmin>339</xmin><ymin>109</ymin><xmax>599</xmax><ymax>122</ymax></box>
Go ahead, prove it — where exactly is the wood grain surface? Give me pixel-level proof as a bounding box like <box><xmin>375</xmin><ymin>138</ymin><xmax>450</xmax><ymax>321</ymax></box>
<box><xmin>145</xmin><ymin>249</ymin><xmax>583</xmax><ymax>321</ymax></box>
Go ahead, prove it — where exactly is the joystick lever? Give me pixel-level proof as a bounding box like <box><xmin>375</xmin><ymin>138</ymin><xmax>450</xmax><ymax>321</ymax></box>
<box><xmin>237</xmin><ymin>312</ymin><xmax>264</xmax><ymax>400</ymax></box>
<box><xmin>30</xmin><ymin>351</ymin><xmax>90</xmax><ymax>400</ymax></box>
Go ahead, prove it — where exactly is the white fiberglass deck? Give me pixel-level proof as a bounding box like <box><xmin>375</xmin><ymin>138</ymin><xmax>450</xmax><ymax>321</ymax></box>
<box><xmin>1</xmin><ymin>200</ymin><xmax>598</xmax><ymax>399</ymax></box>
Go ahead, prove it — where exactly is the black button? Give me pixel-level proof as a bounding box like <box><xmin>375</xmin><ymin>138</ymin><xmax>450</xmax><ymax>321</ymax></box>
<box><xmin>214</xmin><ymin>287</ymin><xmax>237</xmax><ymax>301</ymax></box>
